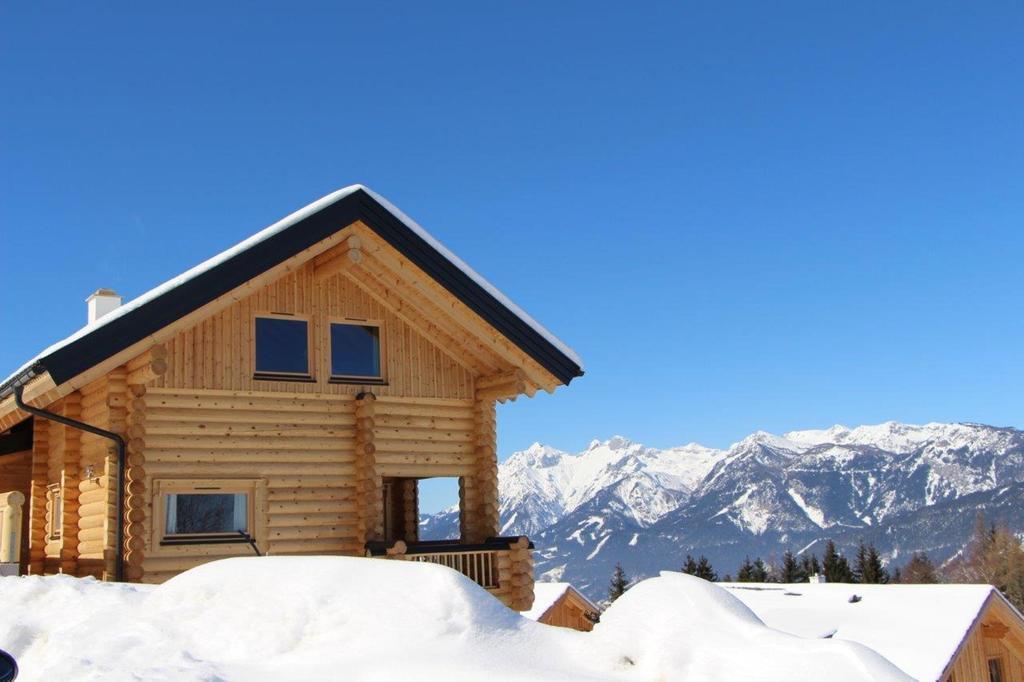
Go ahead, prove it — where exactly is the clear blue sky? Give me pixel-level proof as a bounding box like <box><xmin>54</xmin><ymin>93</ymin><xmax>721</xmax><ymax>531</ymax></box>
<box><xmin>2</xmin><ymin>3</ymin><xmax>1022</xmax><ymax>511</ymax></box>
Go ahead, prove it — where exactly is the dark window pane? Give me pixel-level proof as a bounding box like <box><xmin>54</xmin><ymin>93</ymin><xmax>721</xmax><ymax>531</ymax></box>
<box><xmin>255</xmin><ymin>317</ymin><xmax>309</xmax><ymax>375</ymax></box>
<box><xmin>989</xmin><ymin>659</ymin><xmax>1004</xmax><ymax>682</ymax></box>
<box><xmin>165</xmin><ymin>493</ymin><xmax>247</xmax><ymax>535</ymax></box>
<box><xmin>331</xmin><ymin>323</ymin><xmax>381</xmax><ymax>378</ymax></box>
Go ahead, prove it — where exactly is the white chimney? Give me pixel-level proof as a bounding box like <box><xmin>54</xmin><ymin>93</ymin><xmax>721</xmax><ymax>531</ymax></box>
<box><xmin>86</xmin><ymin>289</ymin><xmax>122</xmax><ymax>324</ymax></box>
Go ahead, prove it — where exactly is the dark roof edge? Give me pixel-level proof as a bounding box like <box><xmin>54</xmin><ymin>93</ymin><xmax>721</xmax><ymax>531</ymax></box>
<box><xmin>1</xmin><ymin>189</ymin><xmax>582</xmax><ymax>398</ymax></box>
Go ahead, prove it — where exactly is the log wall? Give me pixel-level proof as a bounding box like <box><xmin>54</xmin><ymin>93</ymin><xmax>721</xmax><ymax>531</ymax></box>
<box><xmin>77</xmin><ymin>377</ymin><xmax>119</xmax><ymax>579</ymax></box>
<box><xmin>139</xmin><ymin>387</ymin><xmax>361</xmax><ymax>582</ymax></box>
<box><xmin>151</xmin><ymin>263</ymin><xmax>474</xmax><ymax>399</ymax></box>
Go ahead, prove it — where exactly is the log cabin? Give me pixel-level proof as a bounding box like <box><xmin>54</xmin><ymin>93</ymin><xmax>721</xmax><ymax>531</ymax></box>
<box><xmin>523</xmin><ymin>582</ymin><xmax>601</xmax><ymax>632</ymax></box>
<box><xmin>0</xmin><ymin>185</ymin><xmax>583</xmax><ymax>611</ymax></box>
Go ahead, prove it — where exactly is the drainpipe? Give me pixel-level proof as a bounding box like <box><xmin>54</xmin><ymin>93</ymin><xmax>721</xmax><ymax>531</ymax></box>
<box><xmin>14</xmin><ymin>385</ymin><xmax>126</xmax><ymax>582</ymax></box>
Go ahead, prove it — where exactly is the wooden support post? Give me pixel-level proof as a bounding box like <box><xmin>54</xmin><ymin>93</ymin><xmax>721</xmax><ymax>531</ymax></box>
<box><xmin>105</xmin><ymin>366</ymin><xmax>128</xmax><ymax>581</ymax></box>
<box><xmin>354</xmin><ymin>393</ymin><xmax>379</xmax><ymax>544</ymax></box>
<box><xmin>60</xmin><ymin>394</ymin><xmax>82</xmax><ymax>576</ymax></box>
<box><xmin>27</xmin><ymin>417</ymin><xmax>49</xmax><ymax>575</ymax></box>
<box><xmin>508</xmin><ymin>536</ymin><xmax>535</xmax><ymax>611</ymax></box>
<box><xmin>122</xmin><ymin>383</ymin><xmax>146</xmax><ymax>582</ymax></box>
<box><xmin>463</xmin><ymin>394</ymin><xmax>499</xmax><ymax>543</ymax></box>
<box><xmin>400</xmin><ymin>478</ymin><xmax>418</xmax><ymax>543</ymax></box>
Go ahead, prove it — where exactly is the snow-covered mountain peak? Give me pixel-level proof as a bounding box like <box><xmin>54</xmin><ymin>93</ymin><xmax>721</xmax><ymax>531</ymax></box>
<box><xmin>511</xmin><ymin>442</ymin><xmax>569</xmax><ymax>468</ymax></box>
<box><xmin>736</xmin><ymin>430</ymin><xmax>811</xmax><ymax>453</ymax></box>
<box><xmin>419</xmin><ymin>421</ymin><xmax>1024</xmax><ymax>600</ymax></box>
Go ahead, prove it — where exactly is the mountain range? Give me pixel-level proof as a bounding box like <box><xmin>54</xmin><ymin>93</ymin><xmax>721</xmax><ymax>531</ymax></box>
<box><xmin>419</xmin><ymin>422</ymin><xmax>1024</xmax><ymax>602</ymax></box>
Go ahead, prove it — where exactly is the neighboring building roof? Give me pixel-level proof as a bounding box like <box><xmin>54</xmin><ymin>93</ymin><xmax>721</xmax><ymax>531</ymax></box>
<box><xmin>724</xmin><ymin>582</ymin><xmax>1017</xmax><ymax>681</ymax></box>
<box><xmin>522</xmin><ymin>582</ymin><xmax>599</xmax><ymax>622</ymax></box>
<box><xmin>0</xmin><ymin>185</ymin><xmax>583</xmax><ymax>398</ymax></box>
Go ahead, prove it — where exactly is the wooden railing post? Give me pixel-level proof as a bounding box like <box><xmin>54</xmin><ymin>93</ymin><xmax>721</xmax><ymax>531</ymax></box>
<box><xmin>0</xmin><ymin>491</ymin><xmax>26</xmax><ymax>567</ymax></box>
<box><xmin>508</xmin><ymin>536</ymin><xmax>534</xmax><ymax>611</ymax></box>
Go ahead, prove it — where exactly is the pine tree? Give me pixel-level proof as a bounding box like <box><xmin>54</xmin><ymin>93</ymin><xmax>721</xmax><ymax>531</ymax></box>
<box><xmin>737</xmin><ymin>556</ymin><xmax>755</xmax><ymax>582</ymax></box>
<box><xmin>750</xmin><ymin>557</ymin><xmax>770</xmax><ymax>582</ymax></box>
<box><xmin>853</xmin><ymin>541</ymin><xmax>868</xmax><ymax>583</ymax></box>
<box><xmin>781</xmin><ymin>550</ymin><xmax>805</xmax><ymax>583</ymax></box>
<box><xmin>800</xmin><ymin>553</ymin><xmax>821</xmax><ymax>579</ymax></box>
<box><xmin>682</xmin><ymin>554</ymin><xmax>699</xmax><ymax>575</ymax></box>
<box><xmin>823</xmin><ymin>540</ymin><xmax>854</xmax><ymax>583</ymax></box>
<box><xmin>901</xmin><ymin>552</ymin><xmax>938</xmax><ymax>584</ymax></box>
<box><xmin>695</xmin><ymin>555</ymin><xmax>718</xmax><ymax>582</ymax></box>
<box><xmin>608</xmin><ymin>563</ymin><xmax>630</xmax><ymax>603</ymax></box>
<box><xmin>863</xmin><ymin>544</ymin><xmax>889</xmax><ymax>584</ymax></box>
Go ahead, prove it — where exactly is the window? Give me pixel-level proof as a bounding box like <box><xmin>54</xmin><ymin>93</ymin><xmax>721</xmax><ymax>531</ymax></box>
<box><xmin>330</xmin><ymin>321</ymin><xmax>382</xmax><ymax>381</ymax></box>
<box><xmin>46</xmin><ymin>483</ymin><xmax>62</xmax><ymax>541</ymax></box>
<box><xmin>254</xmin><ymin>315</ymin><xmax>311</xmax><ymax>379</ymax></box>
<box><xmin>988</xmin><ymin>658</ymin><xmax>1005</xmax><ymax>682</ymax></box>
<box><xmin>155</xmin><ymin>480</ymin><xmax>258</xmax><ymax>546</ymax></box>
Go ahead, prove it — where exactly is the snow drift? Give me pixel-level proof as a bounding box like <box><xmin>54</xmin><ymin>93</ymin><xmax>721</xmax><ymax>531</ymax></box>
<box><xmin>0</xmin><ymin>557</ymin><xmax>910</xmax><ymax>680</ymax></box>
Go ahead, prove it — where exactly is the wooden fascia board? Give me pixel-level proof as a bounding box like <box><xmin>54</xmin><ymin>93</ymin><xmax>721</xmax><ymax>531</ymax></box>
<box><xmin>340</xmin><ymin>264</ymin><xmax>497</xmax><ymax>377</ymax></box>
<box><xmin>0</xmin><ymin>223</ymin><xmax>357</xmax><ymax>428</ymax></box>
<box><xmin>351</xmin><ymin>223</ymin><xmax>561</xmax><ymax>393</ymax></box>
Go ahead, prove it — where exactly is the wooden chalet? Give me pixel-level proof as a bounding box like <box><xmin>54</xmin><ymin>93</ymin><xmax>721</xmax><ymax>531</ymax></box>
<box><xmin>522</xmin><ymin>582</ymin><xmax>601</xmax><ymax>632</ymax></box>
<box><xmin>0</xmin><ymin>185</ymin><xmax>583</xmax><ymax>611</ymax></box>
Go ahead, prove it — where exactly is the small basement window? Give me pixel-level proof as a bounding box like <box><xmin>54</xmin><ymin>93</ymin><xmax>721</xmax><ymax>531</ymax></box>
<box><xmin>330</xmin><ymin>321</ymin><xmax>382</xmax><ymax>382</ymax></box>
<box><xmin>254</xmin><ymin>315</ymin><xmax>311</xmax><ymax>379</ymax></box>
<box><xmin>156</xmin><ymin>480</ymin><xmax>257</xmax><ymax>545</ymax></box>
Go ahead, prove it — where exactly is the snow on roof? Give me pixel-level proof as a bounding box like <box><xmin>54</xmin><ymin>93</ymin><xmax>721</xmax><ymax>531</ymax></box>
<box><xmin>522</xmin><ymin>581</ymin><xmax>598</xmax><ymax>621</ymax></box>
<box><xmin>0</xmin><ymin>558</ymin><xmax>910</xmax><ymax>680</ymax></box>
<box><xmin>596</xmin><ymin>571</ymin><xmax>910</xmax><ymax>680</ymax></box>
<box><xmin>723</xmin><ymin>582</ymin><xmax>998</xmax><ymax>681</ymax></box>
<box><xmin>360</xmin><ymin>186</ymin><xmax>583</xmax><ymax>370</ymax></box>
<box><xmin>1</xmin><ymin>184</ymin><xmax>582</xmax><ymax>390</ymax></box>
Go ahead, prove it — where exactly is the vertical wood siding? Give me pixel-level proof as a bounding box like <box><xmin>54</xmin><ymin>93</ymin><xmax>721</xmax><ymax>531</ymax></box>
<box><xmin>152</xmin><ymin>263</ymin><xmax>474</xmax><ymax>399</ymax></box>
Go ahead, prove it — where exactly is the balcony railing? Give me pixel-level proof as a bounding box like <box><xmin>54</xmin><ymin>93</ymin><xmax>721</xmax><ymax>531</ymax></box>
<box><xmin>366</xmin><ymin>536</ymin><xmax>535</xmax><ymax>610</ymax></box>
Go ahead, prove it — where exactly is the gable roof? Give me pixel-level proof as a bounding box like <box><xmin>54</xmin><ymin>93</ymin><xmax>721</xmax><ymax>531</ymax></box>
<box><xmin>724</xmin><ymin>582</ymin><xmax>1020</xmax><ymax>681</ymax></box>
<box><xmin>0</xmin><ymin>185</ymin><xmax>583</xmax><ymax>399</ymax></box>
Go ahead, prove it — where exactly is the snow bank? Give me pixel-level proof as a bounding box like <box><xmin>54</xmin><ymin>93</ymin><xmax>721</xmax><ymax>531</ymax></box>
<box><xmin>0</xmin><ymin>558</ymin><xmax>911</xmax><ymax>681</ymax></box>
<box><xmin>590</xmin><ymin>572</ymin><xmax>911</xmax><ymax>681</ymax></box>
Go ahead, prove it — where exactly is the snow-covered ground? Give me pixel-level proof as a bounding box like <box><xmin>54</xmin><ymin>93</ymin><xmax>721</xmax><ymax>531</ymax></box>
<box><xmin>0</xmin><ymin>558</ymin><xmax>909</xmax><ymax>681</ymax></box>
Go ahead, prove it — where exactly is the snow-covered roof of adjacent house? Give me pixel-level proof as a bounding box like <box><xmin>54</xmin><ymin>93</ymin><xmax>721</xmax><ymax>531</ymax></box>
<box><xmin>522</xmin><ymin>582</ymin><xmax>599</xmax><ymax>621</ymax></box>
<box><xmin>724</xmin><ymin>582</ymin><xmax>1017</xmax><ymax>681</ymax></box>
<box><xmin>0</xmin><ymin>185</ymin><xmax>583</xmax><ymax>398</ymax></box>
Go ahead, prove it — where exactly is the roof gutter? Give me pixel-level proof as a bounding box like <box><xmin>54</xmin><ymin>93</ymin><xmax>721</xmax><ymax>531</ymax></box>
<box><xmin>14</xmin><ymin>384</ymin><xmax>126</xmax><ymax>582</ymax></box>
<box><xmin>0</xmin><ymin>362</ymin><xmax>45</xmax><ymax>402</ymax></box>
